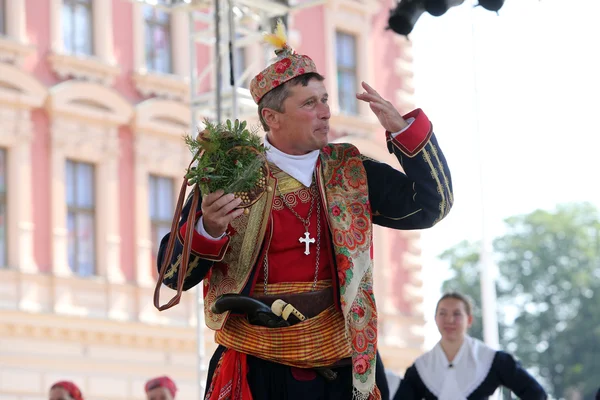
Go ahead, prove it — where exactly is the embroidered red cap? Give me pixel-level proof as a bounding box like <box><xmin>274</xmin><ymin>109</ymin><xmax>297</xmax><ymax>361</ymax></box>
<box><xmin>51</xmin><ymin>381</ymin><xmax>84</xmax><ymax>400</ymax></box>
<box><xmin>249</xmin><ymin>20</ymin><xmax>318</xmax><ymax>104</ymax></box>
<box><xmin>145</xmin><ymin>376</ymin><xmax>177</xmax><ymax>397</ymax></box>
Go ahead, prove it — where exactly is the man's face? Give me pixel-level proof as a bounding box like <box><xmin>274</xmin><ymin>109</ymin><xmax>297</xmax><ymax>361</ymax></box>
<box><xmin>49</xmin><ymin>387</ymin><xmax>73</xmax><ymax>400</ymax></box>
<box><xmin>147</xmin><ymin>386</ymin><xmax>174</xmax><ymax>400</ymax></box>
<box><xmin>268</xmin><ymin>78</ymin><xmax>331</xmax><ymax>155</ymax></box>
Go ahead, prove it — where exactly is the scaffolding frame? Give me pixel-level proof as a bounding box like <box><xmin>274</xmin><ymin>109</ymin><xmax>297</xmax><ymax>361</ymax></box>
<box><xmin>129</xmin><ymin>0</ymin><xmax>324</xmax><ymax>397</ymax></box>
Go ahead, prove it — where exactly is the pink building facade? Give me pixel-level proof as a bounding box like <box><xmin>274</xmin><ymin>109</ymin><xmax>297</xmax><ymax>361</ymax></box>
<box><xmin>0</xmin><ymin>0</ymin><xmax>425</xmax><ymax>398</ymax></box>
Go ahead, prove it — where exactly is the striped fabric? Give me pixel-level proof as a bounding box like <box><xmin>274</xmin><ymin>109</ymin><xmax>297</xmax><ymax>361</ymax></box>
<box><xmin>214</xmin><ymin>280</ymin><xmax>352</xmax><ymax>368</ymax></box>
<box><xmin>260</xmin><ymin>280</ymin><xmax>332</xmax><ymax>294</ymax></box>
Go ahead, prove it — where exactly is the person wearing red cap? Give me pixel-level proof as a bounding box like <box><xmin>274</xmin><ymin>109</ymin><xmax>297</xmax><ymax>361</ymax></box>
<box><xmin>145</xmin><ymin>376</ymin><xmax>178</xmax><ymax>400</ymax></box>
<box><xmin>158</xmin><ymin>20</ymin><xmax>453</xmax><ymax>400</ymax></box>
<box><xmin>49</xmin><ymin>381</ymin><xmax>83</xmax><ymax>400</ymax></box>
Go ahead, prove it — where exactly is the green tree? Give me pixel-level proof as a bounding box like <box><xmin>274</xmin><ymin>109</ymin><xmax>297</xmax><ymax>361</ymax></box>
<box><xmin>439</xmin><ymin>203</ymin><xmax>600</xmax><ymax>399</ymax></box>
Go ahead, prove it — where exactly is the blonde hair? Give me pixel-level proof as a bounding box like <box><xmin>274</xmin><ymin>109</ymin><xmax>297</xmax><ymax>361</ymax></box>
<box><xmin>435</xmin><ymin>292</ymin><xmax>474</xmax><ymax>316</ymax></box>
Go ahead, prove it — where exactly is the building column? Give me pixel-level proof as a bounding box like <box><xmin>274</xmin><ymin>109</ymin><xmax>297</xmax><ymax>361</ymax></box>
<box><xmin>93</xmin><ymin>0</ymin><xmax>115</xmax><ymax>64</ymax></box>
<box><xmin>9</xmin><ymin>131</ymin><xmax>36</xmax><ymax>273</ymax></box>
<box><xmin>50</xmin><ymin>141</ymin><xmax>70</xmax><ymax>278</ymax></box>
<box><xmin>134</xmin><ymin>136</ymin><xmax>155</xmax><ymax>289</ymax></box>
<box><xmin>132</xmin><ymin>2</ymin><xmax>145</xmax><ymax>71</ymax></box>
<box><xmin>99</xmin><ymin>155</ymin><xmax>124</xmax><ymax>283</ymax></box>
<box><xmin>49</xmin><ymin>0</ymin><xmax>63</xmax><ymax>53</ymax></box>
<box><xmin>6</xmin><ymin>0</ymin><xmax>27</xmax><ymax>43</ymax></box>
<box><xmin>172</xmin><ymin>10</ymin><xmax>190</xmax><ymax>77</ymax></box>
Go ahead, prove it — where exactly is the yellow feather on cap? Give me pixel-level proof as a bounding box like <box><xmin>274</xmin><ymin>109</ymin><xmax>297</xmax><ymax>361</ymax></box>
<box><xmin>263</xmin><ymin>19</ymin><xmax>288</xmax><ymax>51</ymax></box>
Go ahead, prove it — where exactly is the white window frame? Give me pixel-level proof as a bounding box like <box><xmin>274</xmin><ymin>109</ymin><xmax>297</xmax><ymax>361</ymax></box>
<box><xmin>322</xmin><ymin>1</ymin><xmax>398</xmax><ymax>138</ymax></box>
<box><xmin>335</xmin><ymin>30</ymin><xmax>359</xmax><ymax>116</ymax></box>
<box><xmin>132</xmin><ymin>99</ymin><xmax>189</xmax><ymax>288</ymax></box>
<box><xmin>61</xmin><ymin>0</ymin><xmax>95</xmax><ymax>56</ymax></box>
<box><xmin>324</xmin><ymin>2</ymin><xmax>371</xmax><ymax>117</ymax></box>
<box><xmin>48</xmin><ymin>0</ymin><xmax>120</xmax><ymax>85</ymax></box>
<box><xmin>65</xmin><ymin>159</ymin><xmax>97</xmax><ymax>277</ymax></box>
<box><xmin>132</xmin><ymin>3</ymin><xmax>190</xmax><ymax>101</ymax></box>
<box><xmin>46</xmin><ymin>81</ymin><xmax>132</xmax><ymax>283</ymax></box>
<box><xmin>148</xmin><ymin>174</ymin><xmax>175</xmax><ymax>280</ymax></box>
<box><xmin>143</xmin><ymin>1</ymin><xmax>173</xmax><ymax>74</ymax></box>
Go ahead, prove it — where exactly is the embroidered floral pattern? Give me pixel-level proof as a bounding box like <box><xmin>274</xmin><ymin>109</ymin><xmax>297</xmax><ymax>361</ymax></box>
<box><xmin>320</xmin><ymin>144</ymin><xmax>378</xmax><ymax>399</ymax></box>
<box><xmin>353</xmin><ymin>354</ymin><xmax>370</xmax><ymax>375</ymax></box>
<box><xmin>330</xmin><ymin>198</ymin><xmax>370</xmax><ymax>253</ymax></box>
<box><xmin>344</xmin><ymin>158</ymin><xmax>368</xmax><ymax>189</ymax></box>
<box><xmin>250</xmin><ymin>53</ymin><xmax>317</xmax><ymax>103</ymax></box>
<box><xmin>274</xmin><ymin>58</ymin><xmax>292</xmax><ymax>73</ymax></box>
<box><xmin>336</xmin><ymin>253</ymin><xmax>353</xmax><ymax>290</ymax></box>
<box><xmin>332</xmin><ymin>205</ymin><xmax>341</xmax><ymax>216</ymax></box>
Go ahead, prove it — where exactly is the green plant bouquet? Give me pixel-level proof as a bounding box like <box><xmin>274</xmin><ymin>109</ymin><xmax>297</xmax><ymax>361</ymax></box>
<box><xmin>183</xmin><ymin>118</ymin><xmax>270</xmax><ymax>208</ymax></box>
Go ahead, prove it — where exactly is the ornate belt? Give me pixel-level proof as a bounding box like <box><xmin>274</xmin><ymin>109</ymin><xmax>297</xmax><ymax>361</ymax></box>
<box><xmin>253</xmin><ymin>286</ymin><xmax>334</xmax><ymax>321</ymax></box>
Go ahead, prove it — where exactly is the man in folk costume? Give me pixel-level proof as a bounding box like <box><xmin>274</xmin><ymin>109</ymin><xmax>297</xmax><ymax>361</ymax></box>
<box><xmin>157</xmin><ymin>21</ymin><xmax>453</xmax><ymax>400</ymax></box>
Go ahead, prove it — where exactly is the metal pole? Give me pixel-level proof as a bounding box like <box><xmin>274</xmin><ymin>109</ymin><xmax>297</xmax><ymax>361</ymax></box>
<box><xmin>188</xmin><ymin>10</ymin><xmax>206</xmax><ymax>398</ymax></box>
<box><xmin>228</xmin><ymin>0</ymin><xmax>238</xmax><ymax>120</ymax></box>
<box><xmin>470</xmin><ymin>0</ymin><xmax>500</xmax><ymax>354</ymax></box>
<box><xmin>215</xmin><ymin>0</ymin><xmax>222</xmax><ymax>122</ymax></box>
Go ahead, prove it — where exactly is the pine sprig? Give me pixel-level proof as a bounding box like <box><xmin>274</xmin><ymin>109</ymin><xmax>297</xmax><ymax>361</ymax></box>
<box><xmin>183</xmin><ymin>118</ymin><xmax>267</xmax><ymax>196</ymax></box>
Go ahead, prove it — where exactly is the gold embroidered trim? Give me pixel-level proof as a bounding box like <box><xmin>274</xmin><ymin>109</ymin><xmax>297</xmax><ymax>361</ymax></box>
<box><xmin>204</xmin><ymin>173</ymin><xmax>277</xmax><ymax>330</ymax></box>
<box><xmin>430</xmin><ymin>142</ymin><xmax>453</xmax><ymax>205</ymax></box>
<box><xmin>185</xmin><ymin>257</ymin><xmax>201</xmax><ymax>278</ymax></box>
<box><xmin>164</xmin><ymin>254</ymin><xmax>181</xmax><ymax>280</ymax></box>
<box><xmin>269</xmin><ymin>163</ymin><xmax>317</xmax><ymax>211</ymax></box>
<box><xmin>422</xmin><ymin>143</ymin><xmax>446</xmax><ymax>224</ymax></box>
<box><xmin>359</xmin><ymin>154</ymin><xmax>381</xmax><ymax>164</ymax></box>
<box><xmin>273</xmin><ymin>186</ymin><xmax>316</xmax><ymax>211</ymax></box>
<box><xmin>164</xmin><ymin>253</ymin><xmax>202</xmax><ymax>280</ymax></box>
<box><xmin>270</xmin><ymin>163</ymin><xmax>314</xmax><ymax>195</ymax></box>
<box><xmin>373</xmin><ymin>208</ymin><xmax>423</xmax><ymax>220</ymax></box>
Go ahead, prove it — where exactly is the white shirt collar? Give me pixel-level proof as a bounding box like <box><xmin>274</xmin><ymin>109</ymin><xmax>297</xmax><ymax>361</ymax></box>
<box><xmin>415</xmin><ymin>336</ymin><xmax>497</xmax><ymax>400</ymax></box>
<box><xmin>263</xmin><ymin>135</ymin><xmax>319</xmax><ymax>187</ymax></box>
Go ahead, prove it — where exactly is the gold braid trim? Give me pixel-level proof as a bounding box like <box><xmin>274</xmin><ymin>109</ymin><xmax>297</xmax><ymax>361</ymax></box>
<box><xmin>422</xmin><ymin>143</ymin><xmax>446</xmax><ymax>224</ymax></box>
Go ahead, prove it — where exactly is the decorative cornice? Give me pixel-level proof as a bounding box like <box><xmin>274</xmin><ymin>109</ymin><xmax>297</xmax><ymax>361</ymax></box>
<box><xmin>46</xmin><ymin>80</ymin><xmax>133</xmax><ymax>126</ymax></box>
<box><xmin>331</xmin><ymin>0</ymin><xmax>383</xmax><ymax>15</ymax></box>
<box><xmin>0</xmin><ymin>313</ymin><xmax>196</xmax><ymax>352</ymax></box>
<box><xmin>0</xmin><ymin>63</ymin><xmax>48</xmax><ymax>109</ymax></box>
<box><xmin>133</xmin><ymin>98</ymin><xmax>190</xmax><ymax>137</ymax></box>
<box><xmin>0</xmin><ymin>36</ymin><xmax>35</xmax><ymax>66</ymax></box>
<box><xmin>132</xmin><ymin>70</ymin><xmax>189</xmax><ymax>102</ymax></box>
<box><xmin>48</xmin><ymin>52</ymin><xmax>121</xmax><ymax>86</ymax></box>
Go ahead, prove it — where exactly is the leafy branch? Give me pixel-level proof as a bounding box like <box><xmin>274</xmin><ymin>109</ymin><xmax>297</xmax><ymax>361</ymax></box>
<box><xmin>183</xmin><ymin>118</ymin><xmax>267</xmax><ymax>195</ymax></box>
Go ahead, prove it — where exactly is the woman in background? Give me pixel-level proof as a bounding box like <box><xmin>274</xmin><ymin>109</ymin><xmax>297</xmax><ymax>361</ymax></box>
<box><xmin>394</xmin><ymin>292</ymin><xmax>547</xmax><ymax>400</ymax></box>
